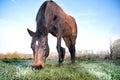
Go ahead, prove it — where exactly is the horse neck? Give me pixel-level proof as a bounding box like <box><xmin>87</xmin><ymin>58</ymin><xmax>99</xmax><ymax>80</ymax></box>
<box><xmin>36</xmin><ymin>25</ymin><xmax>48</xmax><ymax>36</ymax></box>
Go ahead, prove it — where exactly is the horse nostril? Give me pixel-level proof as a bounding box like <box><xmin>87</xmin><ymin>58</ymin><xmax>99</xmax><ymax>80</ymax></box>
<box><xmin>36</xmin><ymin>66</ymin><xmax>43</xmax><ymax>69</ymax></box>
<box><xmin>32</xmin><ymin>62</ymin><xmax>44</xmax><ymax>70</ymax></box>
<box><xmin>32</xmin><ymin>65</ymin><xmax>43</xmax><ymax>70</ymax></box>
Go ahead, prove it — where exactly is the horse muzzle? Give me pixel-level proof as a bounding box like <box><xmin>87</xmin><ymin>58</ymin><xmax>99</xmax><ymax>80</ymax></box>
<box><xmin>32</xmin><ymin>61</ymin><xmax>45</xmax><ymax>69</ymax></box>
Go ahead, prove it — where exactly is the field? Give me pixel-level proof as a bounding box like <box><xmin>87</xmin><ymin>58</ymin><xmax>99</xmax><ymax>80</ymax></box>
<box><xmin>0</xmin><ymin>60</ymin><xmax>120</xmax><ymax>80</ymax></box>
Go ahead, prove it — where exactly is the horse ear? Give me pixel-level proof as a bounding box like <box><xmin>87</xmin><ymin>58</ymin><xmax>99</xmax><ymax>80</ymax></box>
<box><xmin>27</xmin><ymin>28</ymin><xmax>35</xmax><ymax>37</ymax></box>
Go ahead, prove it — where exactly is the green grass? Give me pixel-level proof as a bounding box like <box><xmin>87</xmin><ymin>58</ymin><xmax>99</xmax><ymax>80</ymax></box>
<box><xmin>0</xmin><ymin>60</ymin><xmax>120</xmax><ymax>80</ymax></box>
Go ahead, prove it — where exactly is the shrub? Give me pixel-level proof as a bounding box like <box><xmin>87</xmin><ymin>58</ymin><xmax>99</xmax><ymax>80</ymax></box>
<box><xmin>0</xmin><ymin>52</ymin><xmax>33</xmax><ymax>60</ymax></box>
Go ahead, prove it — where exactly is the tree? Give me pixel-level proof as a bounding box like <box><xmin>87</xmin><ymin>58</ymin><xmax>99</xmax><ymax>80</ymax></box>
<box><xmin>112</xmin><ymin>39</ymin><xmax>120</xmax><ymax>59</ymax></box>
<box><xmin>110</xmin><ymin>38</ymin><xmax>113</xmax><ymax>59</ymax></box>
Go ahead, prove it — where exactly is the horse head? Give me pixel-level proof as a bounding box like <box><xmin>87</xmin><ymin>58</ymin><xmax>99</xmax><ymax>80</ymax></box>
<box><xmin>27</xmin><ymin>28</ymin><xmax>49</xmax><ymax>69</ymax></box>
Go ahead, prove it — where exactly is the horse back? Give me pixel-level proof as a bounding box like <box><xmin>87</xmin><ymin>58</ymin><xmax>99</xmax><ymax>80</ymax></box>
<box><xmin>46</xmin><ymin>1</ymin><xmax>77</xmax><ymax>36</ymax></box>
<box><xmin>36</xmin><ymin>1</ymin><xmax>77</xmax><ymax>38</ymax></box>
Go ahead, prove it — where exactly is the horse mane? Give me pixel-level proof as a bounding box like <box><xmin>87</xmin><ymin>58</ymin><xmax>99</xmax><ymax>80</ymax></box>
<box><xmin>35</xmin><ymin>1</ymin><xmax>48</xmax><ymax>38</ymax></box>
<box><xmin>36</xmin><ymin>0</ymin><xmax>56</xmax><ymax>21</ymax></box>
<box><xmin>36</xmin><ymin>1</ymin><xmax>47</xmax><ymax>21</ymax></box>
<box><xmin>36</xmin><ymin>1</ymin><xmax>57</xmax><ymax>38</ymax></box>
<box><xmin>36</xmin><ymin>0</ymin><xmax>65</xmax><ymax>38</ymax></box>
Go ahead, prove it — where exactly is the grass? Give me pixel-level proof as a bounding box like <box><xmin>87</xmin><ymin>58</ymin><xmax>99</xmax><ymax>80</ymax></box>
<box><xmin>0</xmin><ymin>60</ymin><xmax>120</xmax><ymax>80</ymax></box>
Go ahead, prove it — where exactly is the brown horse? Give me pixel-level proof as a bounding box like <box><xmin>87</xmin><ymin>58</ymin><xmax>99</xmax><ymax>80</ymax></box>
<box><xmin>27</xmin><ymin>1</ymin><xmax>77</xmax><ymax>69</ymax></box>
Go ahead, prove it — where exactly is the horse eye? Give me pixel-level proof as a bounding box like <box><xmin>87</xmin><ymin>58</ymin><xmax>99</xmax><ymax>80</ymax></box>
<box><xmin>41</xmin><ymin>46</ymin><xmax>46</xmax><ymax>50</ymax></box>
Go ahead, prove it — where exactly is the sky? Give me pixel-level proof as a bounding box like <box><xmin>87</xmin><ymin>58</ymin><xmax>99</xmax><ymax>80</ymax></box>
<box><xmin>0</xmin><ymin>0</ymin><xmax>120</xmax><ymax>54</ymax></box>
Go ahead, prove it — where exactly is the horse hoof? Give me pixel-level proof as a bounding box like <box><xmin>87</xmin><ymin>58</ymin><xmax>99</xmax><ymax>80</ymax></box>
<box><xmin>71</xmin><ymin>59</ymin><xmax>75</xmax><ymax>64</ymax></box>
<box><xmin>58</xmin><ymin>62</ymin><xmax>62</xmax><ymax>67</ymax></box>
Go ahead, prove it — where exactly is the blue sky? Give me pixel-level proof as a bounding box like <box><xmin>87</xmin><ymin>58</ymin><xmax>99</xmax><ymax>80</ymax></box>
<box><xmin>0</xmin><ymin>0</ymin><xmax>120</xmax><ymax>53</ymax></box>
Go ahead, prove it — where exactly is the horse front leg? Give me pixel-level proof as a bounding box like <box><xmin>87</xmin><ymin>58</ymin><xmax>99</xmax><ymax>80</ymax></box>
<box><xmin>56</xmin><ymin>34</ymin><xmax>65</xmax><ymax>66</ymax></box>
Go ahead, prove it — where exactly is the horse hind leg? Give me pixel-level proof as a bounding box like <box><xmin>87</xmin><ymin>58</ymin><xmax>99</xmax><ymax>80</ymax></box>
<box><xmin>63</xmin><ymin>37</ymin><xmax>76</xmax><ymax>64</ymax></box>
<box><xmin>69</xmin><ymin>42</ymin><xmax>75</xmax><ymax>63</ymax></box>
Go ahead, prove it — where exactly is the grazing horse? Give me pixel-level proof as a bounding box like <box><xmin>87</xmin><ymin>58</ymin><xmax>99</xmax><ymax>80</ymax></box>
<box><xmin>27</xmin><ymin>1</ymin><xmax>77</xmax><ymax>69</ymax></box>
